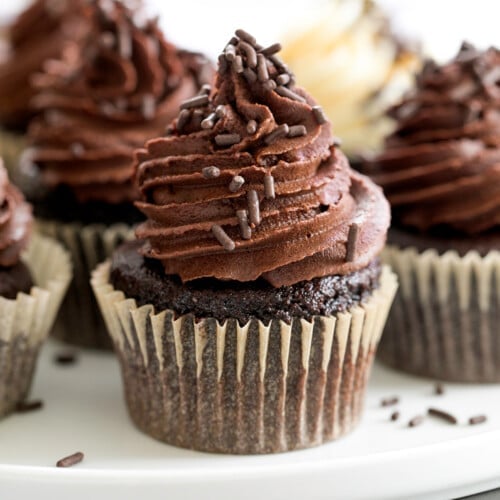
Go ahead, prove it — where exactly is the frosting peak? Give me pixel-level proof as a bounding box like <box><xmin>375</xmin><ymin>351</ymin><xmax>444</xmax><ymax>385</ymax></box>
<box><xmin>28</xmin><ymin>0</ymin><xmax>213</xmax><ymax>205</ymax></box>
<box><xmin>0</xmin><ymin>161</ymin><xmax>33</xmax><ymax>267</ymax></box>
<box><xmin>363</xmin><ymin>44</ymin><xmax>500</xmax><ymax>235</ymax></box>
<box><xmin>135</xmin><ymin>30</ymin><xmax>389</xmax><ymax>286</ymax></box>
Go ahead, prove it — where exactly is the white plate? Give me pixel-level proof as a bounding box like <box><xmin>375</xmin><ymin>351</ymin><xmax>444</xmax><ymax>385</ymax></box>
<box><xmin>0</xmin><ymin>340</ymin><xmax>498</xmax><ymax>500</ymax></box>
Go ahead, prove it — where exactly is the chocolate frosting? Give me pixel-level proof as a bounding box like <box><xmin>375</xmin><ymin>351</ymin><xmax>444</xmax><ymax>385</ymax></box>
<box><xmin>0</xmin><ymin>161</ymin><xmax>32</xmax><ymax>267</ymax></box>
<box><xmin>363</xmin><ymin>44</ymin><xmax>500</xmax><ymax>235</ymax></box>
<box><xmin>135</xmin><ymin>31</ymin><xmax>389</xmax><ymax>286</ymax></box>
<box><xmin>28</xmin><ymin>1</ymin><xmax>213</xmax><ymax>204</ymax></box>
<box><xmin>0</xmin><ymin>0</ymin><xmax>88</xmax><ymax>129</ymax></box>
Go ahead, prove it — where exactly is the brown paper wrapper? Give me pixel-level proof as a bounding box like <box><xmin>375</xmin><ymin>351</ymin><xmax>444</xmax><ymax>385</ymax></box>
<box><xmin>380</xmin><ymin>246</ymin><xmax>500</xmax><ymax>382</ymax></box>
<box><xmin>0</xmin><ymin>127</ymin><xmax>26</xmax><ymax>176</ymax></box>
<box><xmin>0</xmin><ymin>234</ymin><xmax>72</xmax><ymax>417</ymax></box>
<box><xmin>36</xmin><ymin>219</ymin><xmax>133</xmax><ymax>349</ymax></box>
<box><xmin>91</xmin><ymin>263</ymin><xmax>397</xmax><ymax>454</ymax></box>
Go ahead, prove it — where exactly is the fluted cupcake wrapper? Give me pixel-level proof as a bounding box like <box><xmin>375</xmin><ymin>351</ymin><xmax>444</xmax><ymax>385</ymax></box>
<box><xmin>91</xmin><ymin>263</ymin><xmax>397</xmax><ymax>454</ymax></box>
<box><xmin>0</xmin><ymin>234</ymin><xmax>72</xmax><ymax>417</ymax></box>
<box><xmin>35</xmin><ymin>219</ymin><xmax>133</xmax><ymax>349</ymax></box>
<box><xmin>0</xmin><ymin>127</ymin><xmax>26</xmax><ymax>176</ymax></box>
<box><xmin>380</xmin><ymin>246</ymin><xmax>500</xmax><ymax>382</ymax></box>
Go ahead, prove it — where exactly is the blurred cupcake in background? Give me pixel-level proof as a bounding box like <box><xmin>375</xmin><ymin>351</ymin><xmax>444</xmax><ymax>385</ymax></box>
<box><xmin>281</xmin><ymin>0</ymin><xmax>421</xmax><ymax>163</ymax></box>
<box><xmin>0</xmin><ymin>0</ymin><xmax>89</xmax><ymax>174</ymax></box>
<box><xmin>0</xmin><ymin>160</ymin><xmax>71</xmax><ymax>418</ymax></box>
<box><xmin>363</xmin><ymin>43</ymin><xmax>500</xmax><ymax>382</ymax></box>
<box><xmin>21</xmin><ymin>0</ymin><xmax>213</xmax><ymax>348</ymax></box>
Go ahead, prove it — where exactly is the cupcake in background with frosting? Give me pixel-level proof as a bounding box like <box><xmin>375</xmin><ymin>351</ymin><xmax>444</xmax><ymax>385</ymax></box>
<box><xmin>281</xmin><ymin>0</ymin><xmax>421</xmax><ymax>161</ymax></box>
<box><xmin>22</xmin><ymin>0</ymin><xmax>214</xmax><ymax>348</ymax></box>
<box><xmin>0</xmin><ymin>0</ymin><xmax>89</xmax><ymax>173</ymax></box>
<box><xmin>363</xmin><ymin>43</ymin><xmax>500</xmax><ymax>382</ymax></box>
<box><xmin>0</xmin><ymin>160</ymin><xmax>71</xmax><ymax>418</ymax></box>
<box><xmin>92</xmin><ymin>30</ymin><xmax>397</xmax><ymax>454</ymax></box>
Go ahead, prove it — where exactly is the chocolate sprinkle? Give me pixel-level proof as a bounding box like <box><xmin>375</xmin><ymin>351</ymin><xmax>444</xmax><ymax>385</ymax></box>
<box><xmin>202</xmin><ymin>166</ymin><xmax>220</xmax><ymax>179</ymax></box>
<box><xmin>215</xmin><ymin>133</ymin><xmax>241</xmax><ymax>147</ymax></box>
<box><xmin>275</xmin><ymin>86</ymin><xmax>306</xmax><ymax>103</ymax></box>
<box><xmin>224</xmin><ymin>44</ymin><xmax>236</xmax><ymax>61</ymax></box>
<box><xmin>55</xmin><ymin>352</ymin><xmax>77</xmax><ymax>365</ymax></box>
<box><xmin>259</xmin><ymin>43</ymin><xmax>282</xmax><ymax>56</ymax></box>
<box><xmin>247</xmin><ymin>189</ymin><xmax>261</xmax><ymax>225</ymax></box>
<box><xmin>236</xmin><ymin>209</ymin><xmax>252</xmax><ymax>240</ymax></box>
<box><xmin>141</xmin><ymin>94</ymin><xmax>155</xmax><ymax>120</ymax></box>
<box><xmin>218</xmin><ymin>54</ymin><xmax>228</xmax><ymax>74</ymax></box>
<box><xmin>232</xmin><ymin>55</ymin><xmax>244</xmax><ymax>73</ymax></box>
<box><xmin>180</xmin><ymin>94</ymin><xmax>209</xmax><ymax>110</ymax></box>
<box><xmin>469</xmin><ymin>415</ymin><xmax>487</xmax><ymax>425</ymax></box>
<box><xmin>434</xmin><ymin>382</ymin><xmax>445</xmax><ymax>395</ymax></box>
<box><xmin>276</xmin><ymin>73</ymin><xmax>291</xmax><ymax>86</ymax></box>
<box><xmin>239</xmin><ymin>41</ymin><xmax>257</xmax><ymax>68</ymax></box>
<box><xmin>264</xmin><ymin>174</ymin><xmax>275</xmax><ymax>199</ymax></box>
<box><xmin>212</xmin><ymin>224</ymin><xmax>235</xmax><ymax>251</ymax></box>
<box><xmin>246</xmin><ymin>119</ymin><xmax>257</xmax><ymax>134</ymax></box>
<box><xmin>215</xmin><ymin>105</ymin><xmax>226</xmax><ymax>118</ymax></box>
<box><xmin>346</xmin><ymin>223</ymin><xmax>359</xmax><ymax>262</ymax></box>
<box><xmin>390</xmin><ymin>411</ymin><xmax>400</xmax><ymax>421</ymax></box>
<box><xmin>288</xmin><ymin>124</ymin><xmax>307</xmax><ymax>138</ymax></box>
<box><xmin>257</xmin><ymin>54</ymin><xmax>269</xmax><ymax>82</ymax></box>
<box><xmin>176</xmin><ymin>109</ymin><xmax>191</xmax><ymax>132</ymax></box>
<box><xmin>229</xmin><ymin>175</ymin><xmax>245</xmax><ymax>192</ymax></box>
<box><xmin>56</xmin><ymin>452</ymin><xmax>84</xmax><ymax>468</ymax></box>
<box><xmin>381</xmin><ymin>396</ymin><xmax>399</xmax><ymax>407</ymax></box>
<box><xmin>243</xmin><ymin>67</ymin><xmax>257</xmax><ymax>83</ymax></box>
<box><xmin>408</xmin><ymin>415</ymin><xmax>425</xmax><ymax>428</ymax></box>
<box><xmin>118</xmin><ymin>24</ymin><xmax>132</xmax><ymax>59</ymax></box>
<box><xmin>312</xmin><ymin>105</ymin><xmax>327</xmax><ymax>125</ymax></box>
<box><xmin>427</xmin><ymin>407</ymin><xmax>458</xmax><ymax>425</ymax></box>
<box><xmin>235</xmin><ymin>29</ymin><xmax>257</xmax><ymax>46</ymax></box>
<box><xmin>199</xmin><ymin>83</ymin><xmax>211</xmax><ymax>95</ymax></box>
<box><xmin>99</xmin><ymin>31</ymin><xmax>115</xmax><ymax>48</ymax></box>
<box><xmin>263</xmin><ymin>79</ymin><xmax>277</xmax><ymax>91</ymax></box>
<box><xmin>201</xmin><ymin>113</ymin><xmax>217</xmax><ymax>129</ymax></box>
<box><xmin>265</xmin><ymin>124</ymin><xmax>289</xmax><ymax>145</ymax></box>
<box><xmin>15</xmin><ymin>400</ymin><xmax>43</xmax><ymax>413</ymax></box>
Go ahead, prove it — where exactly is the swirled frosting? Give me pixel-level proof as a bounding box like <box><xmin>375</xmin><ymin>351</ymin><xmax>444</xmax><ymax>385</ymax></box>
<box><xmin>0</xmin><ymin>160</ymin><xmax>32</xmax><ymax>267</ymax></box>
<box><xmin>0</xmin><ymin>0</ymin><xmax>88</xmax><ymax>129</ymax></box>
<box><xmin>135</xmin><ymin>30</ymin><xmax>390</xmax><ymax>286</ymax></box>
<box><xmin>28</xmin><ymin>0</ymin><xmax>213</xmax><ymax>204</ymax></box>
<box><xmin>281</xmin><ymin>0</ymin><xmax>421</xmax><ymax>157</ymax></box>
<box><xmin>363</xmin><ymin>44</ymin><xmax>500</xmax><ymax>235</ymax></box>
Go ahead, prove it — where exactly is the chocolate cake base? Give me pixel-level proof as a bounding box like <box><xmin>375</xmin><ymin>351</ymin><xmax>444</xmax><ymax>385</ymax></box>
<box><xmin>0</xmin><ymin>261</ymin><xmax>33</xmax><ymax>300</ymax></box>
<box><xmin>110</xmin><ymin>241</ymin><xmax>382</xmax><ymax>324</ymax></box>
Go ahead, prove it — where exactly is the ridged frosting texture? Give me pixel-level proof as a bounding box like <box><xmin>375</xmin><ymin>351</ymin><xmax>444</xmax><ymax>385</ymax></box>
<box><xmin>135</xmin><ymin>30</ymin><xmax>390</xmax><ymax>286</ymax></box>
<box><xmin>281</xmin><ymin>0</ymin><xmax>420</xmax><ymax>156</ymax></box>
<box><xmin>0</xmin><ymin>160</ymin><xmax>33</xmax><ymax>267</ymax></box>
<box><xmin>363</xmin><ymin>44</ymin><xmax>500</xmax><ymax>235</ymax></box>
<box><xmin>28</xmin><ymin>0</ymin><xmax>213</xmax><ymax>204</ymax></box>
<box><xmin>0</xmin><ymin>0</ymin><xmax>88</xmax><ymax>129</ymax></box>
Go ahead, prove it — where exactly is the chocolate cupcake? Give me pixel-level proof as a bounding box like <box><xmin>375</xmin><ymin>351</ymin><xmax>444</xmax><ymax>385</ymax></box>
<box><xmin>281</xmin><ymin>0</ymin><xmax>421</xmax><ymax>163</ymax></box>
<box><xmin>0</xmin><ymin>160</ymin><xmax>71</xmax><ymax>418</ymax></box>
<box><xmin>0</xmin><ymin>0</ymin><xmax>89</xmax><ymax>173</ymax></box>
<box><xmin>363</xmin><ymin>43</ymin><xmax>500</xmax><ymax>382</ymax></box>
<box><xmin>23</xmin><ymin>0</ymin><xmax>213</xmax><ymax>348</ymax></box>
<box><xmin>92</xmin><ymin>30</ymin><xmax>397</xmax><ymax>453</ymax></box>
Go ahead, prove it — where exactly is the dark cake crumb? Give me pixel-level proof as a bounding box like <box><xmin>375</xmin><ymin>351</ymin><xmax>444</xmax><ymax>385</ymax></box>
<box><xmin>110</xmin><ymin>241</ymin><xmax>382</xmax><ymax>324</ymax></box>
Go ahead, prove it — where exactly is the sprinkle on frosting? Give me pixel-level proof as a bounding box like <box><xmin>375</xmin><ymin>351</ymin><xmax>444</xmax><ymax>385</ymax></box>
<box><xmin>0</xmin><ymin>160</ymin><xmax>33</xmax><ymax>267</ymax></box>
<box><xmin>363</xmin><ymin>44</ymin><xmax>500</xmax><ymax>235</ymax></box>
<box><xmin>134</xmin><ymin>30</ymin><xmax>389</xmax><ymax>286</ymax></box>
<box><xmin>28</xmin><ymin>0</ymin><xmax>213</xmax><ymax>205</ymax></box>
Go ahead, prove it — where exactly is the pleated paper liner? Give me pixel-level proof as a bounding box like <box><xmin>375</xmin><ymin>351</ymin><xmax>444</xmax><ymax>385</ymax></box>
<box><xmin>91</xmin><ymin>263</ymin><xmax>397</xmax><ymax>454</ymax></box>
<box><xmin>35</xmin><ymin>219</ymin><xmax>133</xmax><ymax>349</ymax></box>
<box><xmin>380</xmin><ymin>246</ymin><xmax>500</xmax><ymax>382</ymax></box>
<box><xmin>0</xmin><ymin>127</ymin><xmax>26</xmax><ymax>177</ymax></box>
<box><xmin>0</xmin><ymin>234</ymin><xmax>72</xmax><ymax>417</ymax></box>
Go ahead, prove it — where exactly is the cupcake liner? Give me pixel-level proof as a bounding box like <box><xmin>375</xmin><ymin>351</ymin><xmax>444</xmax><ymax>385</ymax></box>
<box><xmin>36</xmin><ymin>219</ymin><xmax>133</xmax><ymax>349</ymax></box>
<box><xmin>91</xmin><ymin>263</ymin><xmax>397</xmax><ymax>454</ymax></box>
<box><xmin>0</xmin><ymin>127</ymin><xmax>26</xmax><ymax>176</ymax></box>
<box><xmin>0</xmin><ymin>234</ymin><xmax>72</xmax><ymax>417</ymax></box>
<box><xmin>380</xmin><ymin>246</ymin><xmax>500</xmax><ymax>382</ymax></box>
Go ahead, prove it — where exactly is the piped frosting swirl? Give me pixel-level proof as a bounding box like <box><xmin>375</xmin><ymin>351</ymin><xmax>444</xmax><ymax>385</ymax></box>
<box><xmin>0</xmin><ymin>0</ymin><xmax>88</xmax><ymax>129</ymax></box>
<box><xmin>363</xmin><ymin>43</ymin><xmax>500</xmax><ymax>235</ymax></box>
<box><xmin>0</xmin><ymin>160</ymin><xmax>32</xmax><ymax>267</ymax></box>
<box><xmin>28</xmin><ymin>0</ymin><xmax>213</xmax><ymax>204</ymax></box>
<box><xmin>135</xmin><ymin>30</ymin><xmax>390</xmax><ymax>286</ymax></box>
